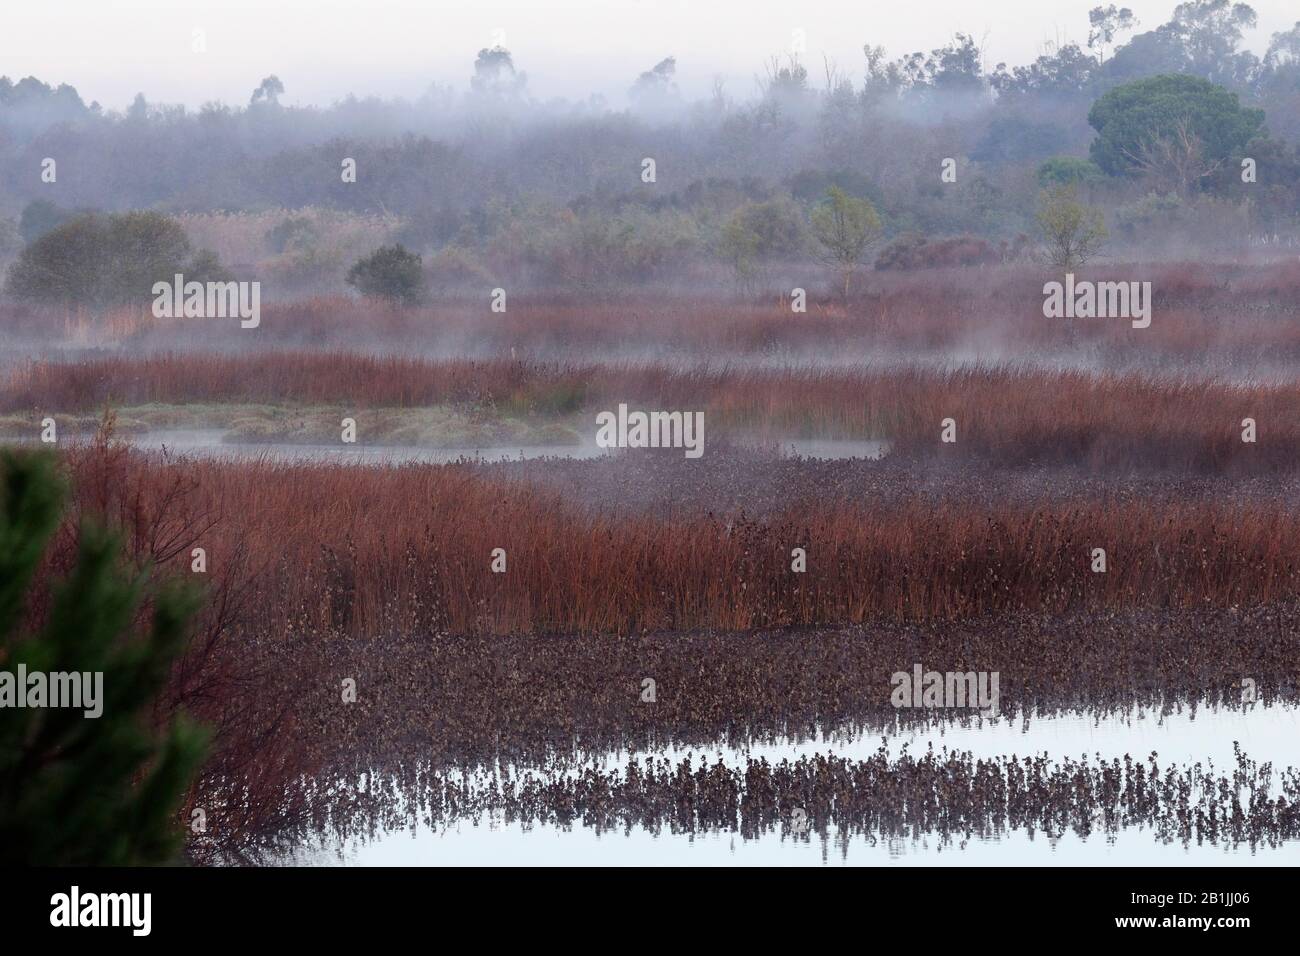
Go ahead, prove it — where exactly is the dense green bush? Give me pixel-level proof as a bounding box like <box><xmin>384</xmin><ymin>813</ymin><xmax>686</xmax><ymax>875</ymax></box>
<box><xmin>4</xmin><ymin>211</ymin><xmax>226</xmax><ymax>308</ymax></box>
<box><xmin>346</xmin><ymin>243</ymin><xmax>425</xmax><ymax>304</ymax></box>
<box><xmin>1037</xmin><ymin>156</ymin><xmax>1105</xmax><ymax>187</ymax></box>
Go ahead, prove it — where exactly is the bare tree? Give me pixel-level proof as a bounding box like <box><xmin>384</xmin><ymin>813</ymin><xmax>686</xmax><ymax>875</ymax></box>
<box><xmin>1122</xmin><ymin>116</ymin><xmax>1225</xmax><ymax>196</ymax></box>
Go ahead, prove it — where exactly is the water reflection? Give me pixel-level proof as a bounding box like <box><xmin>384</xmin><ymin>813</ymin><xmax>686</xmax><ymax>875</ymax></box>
<box><xmin>133</xmin><ymin>429</ymin><xmax>612</xmax><ymax>464</ymax></box>
<box><xmin>93</xmin><ymin>431</ymin><xmax>895</xmax><ymax>464</ymax></box>
<box><xmin>295</xmin><ymin>817</ymin><xmax>1300</xmax><ymax>867</ymax></box>
<box><xmin>210</xmin><ymin>703</ymin><xmax>1300</xmax><ymax>866</ymax></box>
<box><xmin>742</xmin><ymin>437</ymin><xmax>891</xmax><ymax>460</ymax></box>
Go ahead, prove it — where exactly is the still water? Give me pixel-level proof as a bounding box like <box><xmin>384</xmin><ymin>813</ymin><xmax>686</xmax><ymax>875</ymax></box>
<box><xmin>59</xmin><ymin>430</ymin><xmax>893</xmax><ymax>463</ymax></box>
<box><xmin>131</xmin><ymin>429</ymin><xmax>611</xmax><ymax>463</ymax></box>
<box><xmin>268</xmin><ymin>702</ymin><xmax>1300</xmax><ymax>866</ymax></box>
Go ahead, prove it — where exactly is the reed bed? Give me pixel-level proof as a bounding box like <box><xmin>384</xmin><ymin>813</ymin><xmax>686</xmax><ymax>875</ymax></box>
<box><xmin>45</xmin><ymin>442</ymin><xmax>1300</xmax><ymax>637</ymax></box>
<box><xmin>8</xmin><ymin>353</ymin><xmax>1300</xmax><ymax>471</ymax></box>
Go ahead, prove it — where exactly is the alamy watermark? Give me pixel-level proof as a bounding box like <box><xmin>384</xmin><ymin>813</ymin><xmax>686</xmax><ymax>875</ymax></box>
<box><xmin>890</xmin><ymin>664</ymin><xmax>999</xmax><ymax>717</ymax></box>
<box><xmin>152</xmin><ymin>274</ymin><xmax>260</xmax><ymax>328</ymax></box>
<box><xmin>1043</xmin><ymin>273</ymin><xmax>1151</xmax><ymax>329</ymax></box>
<box><xmin>50</xmin><ymin>886</ymin><xmax>150</xmax><ymax>936</ymax></box>
<box><xmin>0</xmin><ymin>665</ymin><xmax>103</xmax><ymax>718</ymax></box>
<box><xmin>595</xmin><ymin>403</ymin><xmax>704</xmax><ymax>458</ymax></box>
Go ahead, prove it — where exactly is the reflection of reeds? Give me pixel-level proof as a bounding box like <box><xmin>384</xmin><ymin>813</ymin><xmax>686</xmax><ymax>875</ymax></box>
<box><xmin>185</xmin><ymin>599</ymin><xmax>1300</xmax><ymax>860</ymax></box>
<box><xmin>197</xmin><ymin>743</ymin><xmax>1300</xmax><ymax>863</ymax></box>
<box><xmin>238</xmin><ymin>603</ymin><xmax>1300</xmax><ymax>769</ymax></box>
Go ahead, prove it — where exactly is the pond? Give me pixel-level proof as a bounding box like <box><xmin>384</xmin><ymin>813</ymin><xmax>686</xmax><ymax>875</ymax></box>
<box><xmin>125</xmin><ymin>429</ymin><xmax>614</xmax><ymax>464</ymax></box>
<box><xmin>259</xmin><ymin>701</ymin><xmax>1300</xmax><ymax>866</ymax></box>
<box><xmin>21</xmin><ymin>431</ymin><xmax>895</xmax><ymax>464</ymax></box>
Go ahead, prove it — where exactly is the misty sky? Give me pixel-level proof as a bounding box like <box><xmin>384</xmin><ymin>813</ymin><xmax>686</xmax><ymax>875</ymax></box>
<box><xmin>2</xmin><ymin>0</ymin><xmax>1296</xmax><ymax>110</ymax></box>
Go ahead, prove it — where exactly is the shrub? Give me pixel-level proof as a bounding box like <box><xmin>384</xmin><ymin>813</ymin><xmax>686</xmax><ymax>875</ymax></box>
<box><xmin>346</xmin><ymin>244</ymin><xmax>424</xmax><ymax>305</ymax></box>
<box><xmin>1036</xmin><ymin>156</ymin><xmax>1104</xmax><ymax>188</ymax></box>
<box><xmin>486</xmin><ymin>206</ymin><xmax>702</xmax><ymax>290</ymax></box>
<box><xmin>1114</xmin><ymin>191</ymin><xmax>1184</xmax><ymax>238</ymax></box>
<box><xmin>265</xmin><ymin>215</ymin><xmax>321</xmax><ymax>254</ymax></box>
<box><xmin>4</xmin><ymin>211</ymin><xmax>225</xmax><ymax>308</ymax></box>
<box><xmin>876</xmin><ymin>234</ymin><xmax>1001</xmax><ymax>270</ymax></box>
<box><xmin>1036</xmin><ymin>183</ymin><xmax>1107</xmax><ymax>269</ymax></box>
<box><xmin>1114</xmin><ymin>193</ymin><xmax>1252</xmax><ymax>252</ymax></box>
<box><xmin>718</xmin><ymin>198</ymin><xmax>805</xmax><ymax>288</ymax></box>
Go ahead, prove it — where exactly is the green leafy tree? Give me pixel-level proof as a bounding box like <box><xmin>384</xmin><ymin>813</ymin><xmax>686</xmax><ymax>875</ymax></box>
<box><xmin>1087</xmin><ymin>5</ymin><xmax>1139</xmax><ymax>64</ymax></box>
<box><xmin>0</xmin><ymin>451</ymin><xmax>208</xmax><ymax>865</ymax></box>
<box><xmin>810</xmin><ymin>186</ymin><xmax>883</xmax><ymax>298</ymax></box>
<box><xmin>1036</xmin><ymin>183</ymin><xmax>1109</xmax><ymax>269</ymax></box>
<box><xmin>1087</xmin><ymin>74</ymin><xmax>1265</xmax><ymax>190</ymax></box>
<box><xmin>346</xmin><ymin>244</ymin><xmax>425</xmax><ymax>305</ymax></box>
<box><xmin>4</xmin><ymin>211</ymin><xmax>226</xmax><ymax>309</ymax></box>
<box><xmin>1103</xmin><ymin>2</ymin><xmax>1260</xmax><ymax>88</ymax></box>
<box><xmin>718</xmin><ymin>198</ymin><xmax>805</xmax><ymax>291</ymax></box>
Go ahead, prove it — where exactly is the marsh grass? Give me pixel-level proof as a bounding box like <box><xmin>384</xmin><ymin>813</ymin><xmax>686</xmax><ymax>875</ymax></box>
<box><xmin>7</xmin><ymin>355</ymin><xmax>1299</xmax><ymax>471</ymax></box>
<box><xmin>31</xmin><ymin>442</ymin><xmax>1300</xmax><ymax>638</ymax></box>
